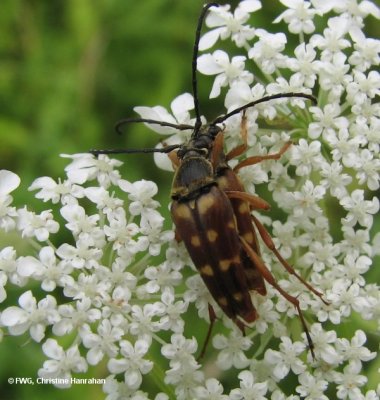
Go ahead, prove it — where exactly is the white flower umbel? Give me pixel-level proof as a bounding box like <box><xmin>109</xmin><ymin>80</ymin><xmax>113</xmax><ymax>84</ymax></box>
<box><xmin>0</xmin><ymin>1</ymin><xmax>379</xmax><ymax>398</ymax></box>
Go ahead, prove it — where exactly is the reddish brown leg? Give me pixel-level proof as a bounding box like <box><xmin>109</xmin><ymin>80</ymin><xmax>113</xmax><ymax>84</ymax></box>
<box><xmin>251</xmin><ymin>214</ymin><xmax>328</xmax><ymax>305</ymax></box>
<box><xmin>240</xmin><ymin>237</ymin><xmax>316</xmax><ymax>359</ymax></box>
<box><xmin>225</xmin><ymin>190</ymin><xmax>271</xmax><ymax>210</ymax></box>
<box><xmin>226</xmin><ymin>112</ymin><xmax>248</xmax><ymax>161</ymax></box>
<box><xmin>198</xmin><ymin>304</ymin><xmax>217</xmax><ymax>360</ymax></box>
<box><xmin>168</xmin><ymin>149</ymin><xmax>180</xmax><ymax>169</ymax></box>
<box><xmin>210</xmin><ymin>131</ymin><xmax>226</xmax><ymax>169</ymax></box>
<box><xmin>234</xmin><ymin>142</ymin><xmax>292</xmax><ymax>172</ymax></box>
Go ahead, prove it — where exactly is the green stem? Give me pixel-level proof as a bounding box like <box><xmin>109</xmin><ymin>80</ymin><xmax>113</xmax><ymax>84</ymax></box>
<box><xmin>150</xmin><ymin>362</ymin><xmax>176</xmax><ymax>399</ymax></box>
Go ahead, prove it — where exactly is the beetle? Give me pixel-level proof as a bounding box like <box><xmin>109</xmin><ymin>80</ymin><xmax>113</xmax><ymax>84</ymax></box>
<box><xmin>92</xmin><ymin>3</ymin><xmax>326</xmax><ymax>358</ymax></box>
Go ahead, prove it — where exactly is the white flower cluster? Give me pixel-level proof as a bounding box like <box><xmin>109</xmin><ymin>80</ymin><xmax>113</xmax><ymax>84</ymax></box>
<box><xmin>1</xmin><ymin>0</ymin><xmax>379</xmax><ymax>399</ymax></box>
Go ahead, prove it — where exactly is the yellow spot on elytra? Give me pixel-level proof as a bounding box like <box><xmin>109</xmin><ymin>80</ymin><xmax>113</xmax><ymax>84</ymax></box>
<box><xmin>243</xmin><ymin>232</ymin><xmax>254</xmax><ymax>243</ymax></box>
<box><xmin>218</xmin><ymin>296</ymin><xmax>228</xmax><ymax>306</ymax></box>
<box><xmin>207</xmin><ymin>229</ymin><xmax>218</xmax><ymax>242</ymax></box>
<box><xmin>227</xmin><ymin>220</ymin><xmax>235</xmax><ymax>229</ymax></box>
<box><xmin>174</xmin><ymin>204</ymin><xmax>191</xmax><ymax>219</ymax></box>
<box><xmin>201</xmin><ymin>264</ymin><xmax>214</xmax><ymax>277</ymax></box>
<box><xmin>191</xmin><ymin>235</ymin><xmax>201</xmax><ymax>247</ymax></box>
<box><xmin>233</xmin><ymin>292</ymin><xmax>243</xmax><ymax>301</ymax></box>
<box><xmin>198</xmin><ymin>195</ymin><xmax>215</xmax><ymax>215</ymax></box>
<box><xmin>220</xmin><ymin>259</ymin><xmax>231</xmax><ymax>271</ymax></box>
<box><xmin>220</xmin><ymin>255</ymin><xmax>240</xmax><ymax>271</ymax></box>
<box><xmin>239</xmin><ymin>202</ymin><xmax>249</xmax><ymax>214</ymax></box>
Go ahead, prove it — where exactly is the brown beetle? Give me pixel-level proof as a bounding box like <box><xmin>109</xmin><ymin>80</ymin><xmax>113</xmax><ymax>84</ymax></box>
<box><xmin>92</xmin><ymin>3</ymin><xmax>326</xmax><ymax>358</ymax></box>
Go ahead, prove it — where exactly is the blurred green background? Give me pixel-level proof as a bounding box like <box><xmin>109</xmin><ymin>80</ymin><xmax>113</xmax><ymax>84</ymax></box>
<box><xmin>0</xmin><ymin>1</ymin><xmax>379</xmax><ymax>399</ymax></box>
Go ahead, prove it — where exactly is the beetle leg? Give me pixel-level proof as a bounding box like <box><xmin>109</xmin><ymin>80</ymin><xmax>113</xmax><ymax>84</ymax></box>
<box><xmin>233</xmin><ymin>142</ymin><xmax>292</xmax><ymax>172</ymax></box>
<box><xmin>198</xmin><ymin>304</ymin><xmax>217</xmax><ymax>360</ymax></box>
<box><xmin>250</xmin><ymin>214</ymin><xmax>328</xmax><ymax>304</ymax></box>
<box><xmin>167</xmin><ymin>149</ymin><xmax>180</xmax><ymax>169</ymax></box>
<box><xmin>210</xmin><ymin>131</ymin><xmax>226</xmax><ymax>169</ymax></box>
<box><xmin>225</xmin><ymin>190</ymin><xmax>271</xmax><ymax>210</ymax></box>
<box><xmin>240</xmin><ymin>237</ymin><xmax>315</xmax><ymax>360</ymax></box>
<box><xmin>226</xmin><ymin>112</ymin><xmax>248</xmax><ymax>161</ymax></box>
<box><xmin>174</xmin><ymin>228</ymin><xmax>182</xmax><ymax>243</ymax></box>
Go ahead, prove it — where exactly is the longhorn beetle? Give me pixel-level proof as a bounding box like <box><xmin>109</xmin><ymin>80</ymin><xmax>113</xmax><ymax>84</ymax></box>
<box><xmin>92</xmin><ymin>3</ymin><xmax>327</xmax><ymax>358</ymax></box>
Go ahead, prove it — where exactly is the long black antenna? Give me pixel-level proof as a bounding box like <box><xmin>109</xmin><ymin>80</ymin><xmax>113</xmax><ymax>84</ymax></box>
<box><xmin>212</xmin><ymin>92</ymin><xmax>317</xmax><ymax>125</ymax></box>
<box><xmin>115</xmin><ymin>118</ymin><xmax>194</xmax><ymax>135</ymax></box>
<box><xmin>90</xmin><ymin>144</ymin><xmax>180</xmax><ymax>156</ymax></box>
<box><xmin>192</xmin><ymin>3</ymin><xmax>219</xmax><ymax>132</ymax></box>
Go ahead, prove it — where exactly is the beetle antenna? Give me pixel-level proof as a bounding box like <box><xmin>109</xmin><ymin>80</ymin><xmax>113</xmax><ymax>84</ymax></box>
<box><xmin>90</xmin><ymin>143</ymin><xmax>180</xmax><ymax>156</ymax></box>
<box><xmin>115</xmin><ymin>118</ymin><xmax>194</xmax><ymax>135</ymax></box>
<box><xmin>212</xmin><ymin>92</ymin><xmax>317</xmax><ymax>125</ymax></box>
<box><xmin>192</xmin><ymin>3</ymin><xmax>219</xmax><ymax>133</ymax></box>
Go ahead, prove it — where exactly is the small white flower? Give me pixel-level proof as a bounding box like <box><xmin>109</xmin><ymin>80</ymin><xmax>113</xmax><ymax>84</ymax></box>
<box><xmin>60</xmin><ymin>203</ymin><xmax>105</xmax><ymax>247</ymax></box>
<box><xmin>248</xmin><ymin>29</ymin><xmax>288</xmax><ymax>74</ymax></box>
<box><xmin>118</xmin><ymin>179</ymin><xmax>159</xmax><ymax>216</ymax></box>
<box><xmin>290</xmin><ymin>139</ymin><xmax>324</xmax><ymax>176</ymax></box>
<box><xmin>229</xmin><ymin>370</ymin><xmax>268</xmax><ymax>400</ymax></box>
<box><xmin>213</xmin><ymin>331</ymin><xmax>251</xmax><ymax>370</ymax></box>
<box><xmin>108</xmin><ymin>339</ymin><xmax>153</xmax><ymax>390</ymax></box>
<box><xmin>327</xmin><ymin>128</ymin><xmax>362</xmax><ymax>168</ymax></box>
<box><xmin>17</xmin><ymin>208</ymin><xmax>59</xmax><ymax>241</ymax></box>
<box><xmin>84</xmin><ymin>186</ymin><xmax>123</xmax><ymax>218</ymax></box>
<box><xmin>80</xmin><ymin>319</ymin><xmax>124</xmax><ymax>365</ymax></box>
<box><xmin>310</xmin><ymin>16</ymin><xmax>350</xmax><ymax>59</ymax></box>
<box><xmin>129</xmin><ymin>303</ymin><xmax>165</xmax><ymax>339</ymax></box>
<box><xmin>336</xmin><ymin>330</ymin><xmax>376</xmax><ymax>368</ymax></box>
<box><xmin>341</xmin><ymin>226</ymin><xmax>372</xmax><ymax>257</ymax></box>
<box><xmin>133</xmin><ymin>94</ymin><xmax>197</xmax><ymax>171</ymax></box>
<box><xmin>0</xmin><ymin>271</ymin><xmax>6</xmax><ymax>303</ymax></box>
<box><xmin>60</xmin><ymin>203</ymin><xmax>99</xmax><ymax>236</ymax></box>
<box><xmin>194</xmin><ymin>378</ymin><xmax>228</xmax><ymax>400</ymax></box>
<box><xmin>38</xmin><ymin>339</ymin><xmax>87</xmax><ymax>388</ymax></box>
<box><xmin>335</xmin><ymin>361</ymin><xmax>368</xmax><ymax>400</ymax></box>
<box><xmin>307</xmin><ymin>323</ymin><xmax>343</xmax><ymax>364</ymax></box>
<box><xmin>144</xmin><ymin>261</ymin><xmax>182</xmax><ymax>294</ymax></box>
<box><xmin>0</xmin><ymin>290</ymin><xmax>60</xmax><ymax>342</ymax></box>
<box><xmin>287</xmin><ymin>43</ymin><xmax>318</xmax><ymax>87</ymax></box>
<box><xmin>300</xmin><ymin>241</ymin><xmax>339</xmax><ymax>272</ymax></box>
<box><xmin>56</xmin><ymin>239</ymin><xmax>102</xmax><ymax>270</ymax></box>
<box><xmin>225</xmin><ymin>81</ymin><xmax>277</xmax><ymax>123</ymax></box>
<box><xmin>161</xmin><ymin>333</ymin><xmax>198</xmax><ymax>362</ymax></box>
<box><xmin>62</xmin><ymin>272</ymin><xmax>111</xmax><ymax>306</ymax></box>
<box><xmin>275</xmin><ymin>0</ymin><xmax>318</xmax><ymax>34</ymax></box>
<box><xmin>17</xmin><ymin>246</ymin><xmax>72</xmax><ymax>291</ymax></box>
<box><xmin>296</xmin><ymin>372</ymin><xmax>329</xmax><ymax>400</ymax></box>
<box><xmin>158</xmin><ymin>287</ymin><xmax>188</xmax><ymax>333</ymax></box>
<box><xmin>52</xmin><ymin>298</ymin><xmax>101</xmax><ymax>336</ymax></box>
<box><xmin>199</xmin><ymin>2</ymin><xmax>261</xmax><ymax>50</ymax></box>
<box><xmin>198</xmin><ymin>50</ymin><xmax>253</xmax><ymax>98</ymax></box>
<box><xmin>0</xmin><ymin>170</ymin><xmax>20</xmax><ymax>195</ymax></box>
<box><xmin>340</xmin><ymin>190</ymin><xmax>379</xmax><ymax>228</ymax></box>
<box><xmin>349</xmin><ymin>28</ymin><xmax>380</xmax><ymax>71</ymax></box>
<box><xmin>320</xmin><ymin>161</ymin><xmax>352</xmax><ymax>199</ymax></box>
<box><xmin>103</xmin><ymin>208</ymin><xmax>148</xmax><ymax>257</ymax></box>
<box><xmin>266</xmin><ymin>75</ymin><xmax>312</xmax><ymax>108</ymax></box>
<box><xmin>0</xmin><ymin>170</ymin><xmax>20</xmax><ymax>231</ymax></box>
<box><xmin>29</xmin><ymin>176</ymin><xmax>83</xmax><ymax>204</ymax></box>
<box><xmin>139</xmin><ymin>211</ymin><xmax>174</xmax><ymax>256</ymax></box>
<box><xmin>355</xmin><ymin>148</ymin><xmax>380</xmax><ymax>191</ymax></box>
<box><xmin>287</xmin><ymin>180</ymin><xmax>326</xmax><ymax>221</ymax></box>
<box><xmin>0</xmin><ymin>246</ymin><xmax>27</xmax><ymax>287</ymax></box>
<box><xmin>335</xmin><ymin>253</ymin><xmax>371</xmax><ymax>286</ymax></box>
<box><xmin>264</xmin><ymin>337</ymin><xmax>306</xmax><ymax>380</ymax></box>
<box><xmin>308</xmin><ymin>103</ymin><xmax>348</xmax><ymax>140</ymax></box>
<box><xmin>62</xmin><ymin>153</ymin><xmax>122</xmax><ymax>188</ymax></box>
